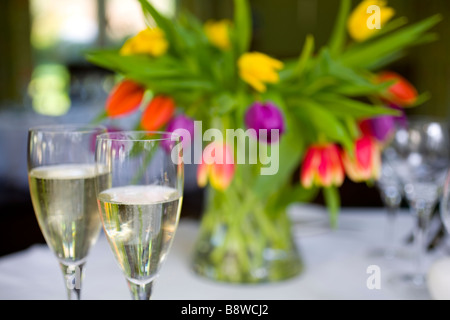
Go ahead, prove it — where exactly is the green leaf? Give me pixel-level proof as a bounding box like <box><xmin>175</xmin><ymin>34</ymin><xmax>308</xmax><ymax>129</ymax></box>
<box><xmin>252</xmin><ymin>129</ymin><xmax>304</xmax><ymax>199</ymax></box>
<box><xmin>86</xmin><ymin>49</ymin><xmax>217</xmax><ymax>94</ymax></box>
<box><xmin>86</xmin><ymin>50</ymin><xmax>188</xmax><ymax>78</ymax></box>
<box><xmin>409</xmin><ymin>91</ymin><xmax>432</xmax><ymax>108</ymax></box>
<box><xmin>292</xmin><ymin>98</ymin><xmax>354</xmax><ymax>150</ymax></box>
<box><xmin>233</xmin><ymin>0</ymin><xmax>252</xmax><ymax>56</ymax></box>
<box><xmin>314</xmin><ymin>94</ymin><xmax>401</xmax><ymax>119</ymax></box>
<box><xmin>340</xmin><ymin>14</ymin><xmax>442</xmax><ymax>68</ymax></box>
<box><xmin>279</xmin><ymin>184</ymin><xmax>320</xmax><ymax>207</ymax></box>
<box><xmin>138</xmin><ymin>0</ymin><xmax>184</xmax><ymax>55</ymax></box>
<box><xmin>90</xmin><ymin>110</ymin><xmax>107</xmax><ymax>125</ymax></box>
<box><xmin>328</xmin><ymin>0</ymin><xmax>351</xmax><ymax>57</ymax></box>
<box><xmin>363</xmin><ymin>51</ymin><xmax>406</xmax><ymax>71</ymax></box>
<box><xmin>294</xmin><ymin>34</ymin><xmax>315</xmax><ymax>78</ymax></box>
<box><xmin>331</xmin><ymin>81</ymin><xmax>393</xmax><ymax>96</ymax></box>
<box><xmin>323</xmin><ymin>186</ymin><xmax>340</xmax><ymax>228</ymax></box>
<box><xmin>265</xmin><ymin>183</ymin><xmax>320</xmax><ymax>214</ymax></box>
<box><xmin>367</xmin><ymin>17</ymin><xmax>409</xmax><ymax>40</ymax></box>
<box><xmin>135</xmin><ymin>78</ymin><xmax>216</xmax><ymax>92</ymax></box>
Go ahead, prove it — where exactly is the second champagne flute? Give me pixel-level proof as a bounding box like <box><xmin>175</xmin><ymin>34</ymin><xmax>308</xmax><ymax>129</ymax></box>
<box><xmin>95</xmin><ymin>131</ymin><xmax>184</xmax><ymax>300</ymax></box>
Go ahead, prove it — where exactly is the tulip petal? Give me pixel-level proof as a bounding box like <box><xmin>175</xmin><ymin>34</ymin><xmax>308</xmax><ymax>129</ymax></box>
<box><xmin>141</xmin><ymin>96</ymin><xmax>176</xmax><ymax>131</ymax></box>
<box><xmin>197</xmin><ymin>162</ymin><xmax>209</xmax><ymax>188</ymax></box>
<box><xmin>318</xmin><ymin>148</ymin><xmax>332</xmax><ymax>187</ymax></box>
<box><xmin>300</xmin><ymin>147</ymin><xmax>317</xmax><ymax>188</ymax></box>
<box><xmin>197</xmin><ymin>142</ymin><xmax>236</xmax><ymax>191</ymax></box>
<box><xmin>378</xmin><ymin>71</ymin><xmax>418</xmax><ymax>107</ymax></box>
<box><xmin>244</xmin><ymin>101</ymin><xmax>285</xmax><ymax>143</ymax></box>
<box><xmin>120</xmin><ymin>28</ymin><xmax>169</xmax><ymax>57</ymax></box>
<box><xmin>238</xmin><ymin>52</ymin><xmax>283</xmax><ymax>93</ymax></box>
<box><xmin>301</xmin><ymin>144</ymin><xmax>344</xmax><ymax>188</ymax></box>
<box><xmin>106</xmin><ymin>80</ymin><xmax>145</xmax><ymax>118</ymax></box>
<box><xmin>209</xmin><ymin>162</ymin><xmax>236</xmax><ymax>191</ymax></box>
<box><xmin>204</xmin><ymin>20</ymin><xmax>232</xmax><ymax>50</ymax></box>
<box><xmin>342</xmin><ymin>136</ymin><xmax>380</xmax><ymax>182</ymax></box>
<box><xmin>347</xmin><ymin>0</ymin><xmax>396</xmax><ymax>42</ymax></box>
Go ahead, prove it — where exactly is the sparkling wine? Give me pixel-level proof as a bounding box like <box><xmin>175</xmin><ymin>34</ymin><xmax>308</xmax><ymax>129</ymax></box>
<box><xmin>97</xmin><ymin>185</ymin><xmax>182</xmax><ymax>284</ymax></box>
<box><xmin>29</xmin><ymin>164</ymin><xmax>110</xmax><ymax>265</ymax></box>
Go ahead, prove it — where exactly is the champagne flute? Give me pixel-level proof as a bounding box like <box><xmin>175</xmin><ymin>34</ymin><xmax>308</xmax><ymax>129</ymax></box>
<box><xmin>383</xmin><ymin>118</ymin><xmax>450</xmax><ymax>288</ymax></box>
<box><xmin>27</xmin><ymin>124</ymin><xmax>108</xmax><ymax>299</ymax></box>
<box><xmin>95</xmin><ymin>131</ymin><xmax>184</xmax><ymax>300</ymax></box>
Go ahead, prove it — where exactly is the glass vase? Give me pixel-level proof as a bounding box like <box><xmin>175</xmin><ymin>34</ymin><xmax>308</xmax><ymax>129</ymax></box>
<box><xmin>191</xmin><ymin>187</ymin><xmax>303</xmax><ymax>283</ymax></box>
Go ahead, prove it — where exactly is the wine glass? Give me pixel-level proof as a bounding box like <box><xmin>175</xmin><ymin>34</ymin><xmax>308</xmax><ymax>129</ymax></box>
<box><xmin>27</xmin><ymin>124</ymin><xmax>107</xmax><ymax>299</ymax></box>
<box><xmin>95</xmin><ymin>131</ymin><xmax>184</xmax><ymax>300</ymax></box>
<box><xmin>383</xmin><ymin>117</ymin><xmax>450</xmax><ymax>288</ymax></box>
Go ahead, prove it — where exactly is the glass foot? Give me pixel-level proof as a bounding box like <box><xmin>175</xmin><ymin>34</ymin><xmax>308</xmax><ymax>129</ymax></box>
<box><xmin>387</xmin><ymin>272</ymin><xmax>431</xmax><ymax>300</ymax></box>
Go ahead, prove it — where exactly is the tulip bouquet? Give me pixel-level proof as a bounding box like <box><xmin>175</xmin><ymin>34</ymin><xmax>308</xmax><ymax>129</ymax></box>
<box><xmin>86</xmin><ymin>0</ymin><xmax>440</xmax><ymax>283</ymax></box>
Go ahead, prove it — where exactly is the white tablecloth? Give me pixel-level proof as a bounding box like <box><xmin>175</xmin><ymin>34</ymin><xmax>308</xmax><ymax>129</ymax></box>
<box><xmin>0</xmin><ymin>205</ymin><xmax>448</xmax><ymax>300</ymax></box>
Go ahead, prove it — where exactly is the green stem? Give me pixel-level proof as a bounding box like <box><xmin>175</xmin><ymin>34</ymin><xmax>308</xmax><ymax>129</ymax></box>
<box><xmin>130</xmin><ymin>144</ymin><xmax>157</xmax><ymax>185</ymax></box>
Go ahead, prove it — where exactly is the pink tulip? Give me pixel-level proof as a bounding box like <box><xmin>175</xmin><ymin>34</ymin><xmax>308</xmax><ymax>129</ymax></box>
<box><xmin>341</xmin><ymin>136</ymin><xmax>381</xmax><ymax>182</ymax></box>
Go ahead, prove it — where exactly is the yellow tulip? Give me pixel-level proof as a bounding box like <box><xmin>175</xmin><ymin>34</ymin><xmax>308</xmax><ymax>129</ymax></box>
<box><xmin>238</xmin><ymin>52</ymin><xmax>284</xmax><ymax>93</ymax></box>
<box><xmin>347</xmin><ymin>0</ymin><xmax>395</xmax><ymax>42</ymax></box>
<box><xmin>120</xmin><ymin>27</ymin><xmax>169</xmax><ymax>57</ymax></box>
<box><xmin>204</xmin><ymin>19</ymin><xmax>232</xmax><ymax>50</ymax></box>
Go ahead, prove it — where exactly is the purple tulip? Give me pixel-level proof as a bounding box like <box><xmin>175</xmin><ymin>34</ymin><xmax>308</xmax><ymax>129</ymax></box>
<box><xmin>363</xmin><ymin>104</ymin><xmax>408</xmax><ymax>142</ymax></box>
<box><xmin>368</xmin><ymin>116</ymin><xmax>396</xmax><ymax>142</ymax></box>
<box><xmin>161</xmin><ymin>114</ymin><xmax>195</xmax><ymax>152</ymax></box>
<box><xmin>244</xmin><ymin>101</ymin><xmax>285</xmax><ymax>143</ymax></box>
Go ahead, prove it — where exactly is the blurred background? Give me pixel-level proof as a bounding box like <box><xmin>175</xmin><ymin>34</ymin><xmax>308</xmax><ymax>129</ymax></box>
<box><xmin>0</xmin><ymin>0</ymin><xmax>449</xmax><ymax>256</ymax></box>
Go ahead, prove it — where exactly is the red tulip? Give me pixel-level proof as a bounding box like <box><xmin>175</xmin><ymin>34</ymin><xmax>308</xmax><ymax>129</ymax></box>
<box><xmin>377</xmin><ymin>71</ymin><xmax>418</xmax><ymax>107</ymax></box>
<box><xmin>197</xmin><ymin>142</ymin><xmax>236</xmax><ymax>191</ymax></box>
<box><xmin>105</xmin><ymin>80</ymin><xmax>145</xmax><ymax>118</ymax></box>
<box><xmin>341</xmin><ymin>136</ymin><xmax>381</xmax><ymax>182</ymax></box>
<box><xmin>140</xmin><ymin>95</ymin><xmax>176</xmax><ymax>131</ymax></box>
<box><xmin>300</xmin><ymin>143</ymin><xmax>344</xmax><ymax>188</ymax></box>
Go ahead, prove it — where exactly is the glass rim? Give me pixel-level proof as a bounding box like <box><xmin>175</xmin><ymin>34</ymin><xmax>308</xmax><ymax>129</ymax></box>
<box><xmin>96</xmin><ymin>130</ymin><xmax>181</xmax><ymax>142</ymax></box>
<box><xmin>28</xmin><ymin>123</ymin><xmax>107</xmax><ymax>134</ymax></box>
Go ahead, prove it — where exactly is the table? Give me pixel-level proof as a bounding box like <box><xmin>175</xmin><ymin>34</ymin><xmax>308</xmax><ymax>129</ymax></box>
<box><xmin>0</xmin><ymin>205</ymin><xmax>448</xmax><ymax>300</ymax></box>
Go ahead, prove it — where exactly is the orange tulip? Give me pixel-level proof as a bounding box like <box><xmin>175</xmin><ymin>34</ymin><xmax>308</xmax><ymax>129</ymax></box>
<box><xmin>106</xmin><ymin>80</ymin><xmax>145</xmax><ymax>118</ymax></box>
<box><xmin>377</xmin><ymin>71</ymin><xmax>418</xmax><ymax>107</ymax></box>
<box><xmin>140</xmin><ymin>95</ymin><xmax>176</xmax><ymax>131</ymax></box>
<box><xmin>197</xmin><ymin>142</ymin><xmax>236</xmax><ymax>191</ymax></box>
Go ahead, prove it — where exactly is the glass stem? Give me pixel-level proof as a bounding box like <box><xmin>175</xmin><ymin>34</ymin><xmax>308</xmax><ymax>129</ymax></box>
<box><xmin>412</xmin><ymin>204</ymin><xmax>431</xmax><ymax>286</ymax></box>
<box><xmin>127</xmin><ymin>280</ymin><xmax>153</xmax><ymax>300</ymax></box>
<box><xmin>384</xmin><ymin>206</ymin><xmax>398</xmax><ymax>259</ymax></box>
<box><xmin>60</xmin><ymin>263</ymin><xmax>84</xmax><ymax>300</ymax></box>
